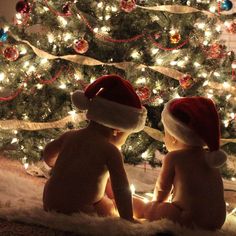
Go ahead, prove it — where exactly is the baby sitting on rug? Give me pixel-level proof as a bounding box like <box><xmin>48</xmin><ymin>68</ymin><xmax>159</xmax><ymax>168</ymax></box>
<box><xmin>42</xmin><ymin>75</ymin><xmax>147</xmax><ymax>222</ymax></box>
<box><xmin>133</xmin><ymin>97</ymin><xmax>227</xmax><ymax>230</ymax></box>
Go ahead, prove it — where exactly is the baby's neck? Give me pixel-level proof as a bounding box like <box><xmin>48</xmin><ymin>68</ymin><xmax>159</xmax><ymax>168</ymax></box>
<box><xmin>87</xmin><ymin>122</ymin><xmax>113</xmax><ymax>139</ymax></box>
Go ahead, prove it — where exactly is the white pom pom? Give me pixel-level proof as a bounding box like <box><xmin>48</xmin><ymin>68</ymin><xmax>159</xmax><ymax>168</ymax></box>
<box><xmin>205</xmin><ymin>150</ymin><xmax>227</xmax><ymax>168</ymax></box>
<box><xmin>71</xmin><ymin>90</ymin><xmax>90</xmax><ymax>110</ymax></box>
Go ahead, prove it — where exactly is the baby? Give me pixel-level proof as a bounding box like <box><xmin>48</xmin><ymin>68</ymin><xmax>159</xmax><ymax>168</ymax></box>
<box><xmin>42</xmin><ymin>74</ymin><xmax>147</xmax><ymax>222</ymax></box>
<box><xmin>133</xmin><ymin>97</ymin><xmax>227</xmax><ymax>230</ymax></box>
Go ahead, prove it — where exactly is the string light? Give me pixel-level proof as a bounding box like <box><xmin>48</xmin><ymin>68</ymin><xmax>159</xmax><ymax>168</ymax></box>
<box><xmin>203</xmin><ymin>80</ymin><xmax>209</xmax><ymax>86</ymax></box>
<box><xmin>47</xmin><ymin>33</ymin><xmax>54</xmax><ymax>43</ymax></box>
<box><xmin>59</xmin><ymin>83</ymin><xmax>67</xmax><ymax>89</ymax></box>
<box><xmin>156</xmin><ymin>58</ymin><xmax>163</xmax><ymax>65</ymax></box>
<box><xmin>136</xmin><ymin>77</ymin><xmax>147</xmax><ymax>84</ymax></box>
<box><xmin>0</xmin><ymin>73</ymin><xmax>5</xmax><ymax>81</ymax></box>
<box><xmin>36</xmin><ymin>84</ymin><xmax>43</xmax><ymax>89</ymax></box>
<box><xmin>11</xmin><ymin>138</ymin><xmax>18</xmax><ymax>144</ymax></box>
<box><xmin>58</xmin><ymin>16</ymin><xmax>67</xmax><ymax>27</ymax></box>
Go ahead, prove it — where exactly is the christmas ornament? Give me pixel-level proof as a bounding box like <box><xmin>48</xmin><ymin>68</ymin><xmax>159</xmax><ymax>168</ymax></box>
<box><xmin>120</xmin><ymin>0</ymin><xmax>136</xmax><ymax>13</ymax></box>
<box><xmin>62</xmin><ymin>2</ymin><xmax>72</xmax><ymax>16</ymax></box>
<box><xmin>0</xmin><ymin>28</ymin><xmax>8</xmax><ymax>42</ymax></box>
<box><xmin>136</xmin><ymin>86</ymin><xmax>151</xmax><ymax>101</ymax></box>
<box><xmin>226</xmin><ymin>22</ymin><xmax>236</xmax><ymax>34</ymax></box>
<box><xmin>206</xmin><ymin>43</ymin><xmax>225</xmax><ymax>59</ymax></box>
<box><xmin>3</xmin><ymin>46</ymin><xmax>20</xmax><ymax>61</ymax></box>
<box><xmin>73</xmin><ymin>39</ymin><xmax>89</xmax><ymax>54</ymax></box>
<box><xmin>16</xmin><ymin>0</ymin><xmax>30</xmax><ymax>14</ymax></box>
<box><xmin>220</xmin><ymin>0</ymin><xmax>233</xmax><ymax>11</ymax></box>
<box><xmin>170</xmin><ymin>32</ymin><xmax>181</xmax><ymax>44</ymax></box>
<box><xmin>179</xmin><ymin>74</ymin><xmax>194</xmax><ymax>89</ymax></box>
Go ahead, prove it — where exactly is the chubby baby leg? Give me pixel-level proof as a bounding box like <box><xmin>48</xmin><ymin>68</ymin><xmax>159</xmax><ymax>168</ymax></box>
<box><xmin>94</xmin><ymin>195</ymin><xmax>118</xmax><ymax>217</ymax></box>
<box><xmin>133</xmin><ymin>195</ymin><xmax>149</xmax><ymax>219</ymax></box>
<box><xmin>144</xmin><ymin>202</ymin><xmax>182</xmax><ymax>223</ymax></box>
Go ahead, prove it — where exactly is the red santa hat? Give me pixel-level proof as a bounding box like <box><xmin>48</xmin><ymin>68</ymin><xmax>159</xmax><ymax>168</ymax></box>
<box><xmin>161</xmin><ymin>97</ymin><xmax>227</xmax><ymax>168</ymax></box>
<box><xmin>71</xmin><ymin>74</ymin><xmax>147</xmax><ymax>133</ymax></box>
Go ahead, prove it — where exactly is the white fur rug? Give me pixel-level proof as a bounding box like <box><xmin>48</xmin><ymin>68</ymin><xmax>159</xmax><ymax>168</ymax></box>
<box><xmin>0</xmin><ymin>169</ymin><xmax>236</xmax><ymax>236</ymax></box>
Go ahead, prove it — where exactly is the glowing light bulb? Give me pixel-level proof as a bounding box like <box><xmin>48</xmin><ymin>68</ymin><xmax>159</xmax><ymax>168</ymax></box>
<box><xmin>36</xmin><ymin>84</ymin><xmax>43</xmax><ymax>89</ymax></box>
<box><xmin>40</xmin><ymin>58</ymin><xmax>48</xmax><ymax>64</ymax></box>
<box><xmin>156</xmin><ymin>58</ymin><xmax>163</xmax><ymax>65</ymax></box>
<box><xmin>38</xmin><ymin>145</ymin><xmax>44</xmax><ymax>150</ymax></box>
<box><xmin>0</xmin><ymin>72</ymin><xmax>5</xmax><ymax>81</ymax></box>
<box><xmin>136</xmin><ymin>77</ymin><xmax>146</xmax><ymax>84</ymax></box>
<box><xmin>209</xmin><ymin>6</ymin><xmax>216</xmax><ymax>13</ymax></box>
<box><xmin>59</xmin><ymin>83</ymin><xmax>67</xmax><ymax>89</ymax></box>
<box><xmin>64</xmin><ymin>33</ymin><xmax>72</xmax><ymax>41</ymax></box>
<box><xmin>131</xmin><ymin>50</ymin><xmax>140</xmax><ymax>59</ymax></box>
<box><xmin>58</xmin><ymin>16</ymin><xmax>67</xmax><ymax>27</ymax></box>
<box><xmin>47</xmin><ymin>33</ymin><xmax>54</xmax><ymax>43</ymax></box>
<box><xmin>203</xmin><ymin>80</ymin><xmax>209</xmax><ymax>86</ymax></box>
<box><xmin>97</xmin><ymin>2</ymin><xmax>103</xmax><ymax>8</ymax></box>
<box><xmin>223</xmin><ymin>82</ymin><xmax>230</xmax><ymax>89</ymax></box>
<box><xmin>11</xmin><ymin>138</ymin><xmax>18</xmax><ymax>144</ymax></box>
<box><xmin>130</xmin><ymin>184</ymin><xmax>135</xmax><ymax>195</ymax></box>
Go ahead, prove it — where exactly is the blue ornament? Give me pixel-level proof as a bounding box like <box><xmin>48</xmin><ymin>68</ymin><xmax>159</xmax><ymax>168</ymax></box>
<box><xmin>221</xmin><ymin>0</ymin><xmax>233</xmax><ymax>11</ymax></box>
<box><xmin>0</xmin><ymin>28</ymin><xmax>8</xmax><ymax>42</ymax></box>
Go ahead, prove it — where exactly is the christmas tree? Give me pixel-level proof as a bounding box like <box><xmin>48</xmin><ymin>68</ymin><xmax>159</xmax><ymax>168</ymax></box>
<box><xmin>0</xmin><ymin>0</ymin><xmax>236</xmax><ymax>177</ymax></box>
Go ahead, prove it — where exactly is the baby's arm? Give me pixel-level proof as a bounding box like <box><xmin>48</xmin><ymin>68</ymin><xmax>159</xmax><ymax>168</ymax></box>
<box><xmin>106</xmin><ymin>145</ymin><xmax>133</xmax><ymax>221</ymax></box>
<box><xmin>153</xmin><ymin>152</ymin><xmax>175</xmax><ymax>202</ymax></box>
<box><xmin>43</xmin><ymin>133</ymin><xmax>66</xmax><ymax>167</ymax></box>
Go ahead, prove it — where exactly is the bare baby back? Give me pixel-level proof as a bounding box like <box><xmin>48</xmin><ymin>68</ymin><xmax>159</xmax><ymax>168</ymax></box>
<box><xmin>43</xmin><ymin>129</ymin><xmax>110</xmax><ymax>214</ymax></box>
<box><xmin>172</xmin><ymin>149</ymin><xmax>226</xmax><ymax>229</ymax></box>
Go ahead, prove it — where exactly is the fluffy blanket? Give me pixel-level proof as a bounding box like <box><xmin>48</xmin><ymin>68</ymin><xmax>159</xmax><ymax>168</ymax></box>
<box><xmin>0</xmin><ymin>169</ymin><xmax>235</xmax><ymax>236</ymax></box>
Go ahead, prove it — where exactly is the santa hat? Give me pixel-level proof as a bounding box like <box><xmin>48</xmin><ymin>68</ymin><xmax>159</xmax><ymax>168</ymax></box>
<box><xmin>161</xmin><ymin>97</ymin><xmax>227</xmax><ymax>168</ymax></box>
<box><xmin>71</xmin><ymin>74</ymin><xmax>147</xmax><ymax>133</ymax></box>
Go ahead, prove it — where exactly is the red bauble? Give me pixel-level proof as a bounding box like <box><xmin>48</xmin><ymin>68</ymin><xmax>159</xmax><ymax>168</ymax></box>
<box><xmin>16</xmin><ymin>0</ymin><xmax>30</xmax><ymax>14</ymax></box>
<box><xmin>226</xmin><ymin>22</ymin><xmax>236</xmax><ymax>34</ymax></box>
<box><xmin>179</xmin><ymin>74</ymin><xmax>194</xmax><ymax>89</ymax></box>
<box><xmin>73</xmin><ymin>39</ymin><xmax>89</xmax><ymax>54</ymax></box>
<box><xmin>62</xmin><ymin>2</ymin><xmax>72</xmax><ymax>16</ymax></box>
<box><xmin>136</xmin><ymin>86</ymin><xmax>151</xmax><ymax>101</ymax></box>
<box><xmin>120</xmin><ymin>0</ymin><xmax>136</xmax><ymax>13</ymax></box>
<box><xmin>206</xmin><ymin>44</ymin><xmax>225</xmax><ymax>59</ymax></box>
<box><xmin>3</xmin><ymin>46</ymin><xmax>20</xmax><ymax>61</ymax></box>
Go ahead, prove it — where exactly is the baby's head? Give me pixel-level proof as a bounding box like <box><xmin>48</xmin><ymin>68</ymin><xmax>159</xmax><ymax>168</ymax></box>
<box><xmin>71</xmin><ymin>74</ymin><xmax>147</xmax><ymax>146</ymax></box>
<box><xmin>161</xmin><ymin>97</ymin><xmax>227</xmax><ymax>168</ymax></box>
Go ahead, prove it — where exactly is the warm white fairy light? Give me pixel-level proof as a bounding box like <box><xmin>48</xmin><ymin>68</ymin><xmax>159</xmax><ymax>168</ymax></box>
<box><xmin>232</xmin><ymin>62</ymin><xmax>236</xmax><ymax>69</ymax></box>
<box><xmin>36</xmin><ymin>84</ymin><xmax>43</xmax><ymax>89</ymax></box>
<box><xmin>47</xmin><ymin>33</ymin><xmax>54</xmax><ymax>43</ymax></box>
<box><xmin>15</xmin><ymin>13</ymin><xmax>22</xmax><ymax>20</ymax></box>
<box><xmin>152</xmin><ymin>89</ymin><xmax>158</xmax><ymax>94</ymax></box>
<box><xmin>97</xmin><ymin>2</ymin><xmax>104</xmax><ymax>8</ymax></box>
<box><xmin>223</xmin><ymin>82</ymin><xmax>230</xmax><ymax>89</ymax></box>
<box><xmin>215</xmin><ymin>25</ymin><xmax>221</xmax><ymax>32</ymax></box>
<box><xmin>172</xmin><ymin>50</ymin><xmax>179</xmax><ymax>54</ymax></box>
<box><xmin>13</xmin><ymin>130</ymin><xmax>18</xmax><ymax>134</ymax></box>
<box><xmin>105</xmin><ymin>14</ymin><xmax>111</xmax><ymax>20</ymax></box>
<box><xmin>40</xmin><ymin>58</ymin><xmax>48</xmax><ymax>64</ymax></box>
<box><xmin>28</xmin><ymin>65</ymin><xmax>36</xmax><ymax>73</ymax></box>
<box><xmin>90</xmin><ymin>76</ymin><xmax>96</xmax><ymax>83</ymax></box>
<box><xmin>101</xmin><ymin>26</ymin><xmax>110</xmax><ymax>33</ymax></box>
<box><xmin>3</xmin><ymin>26</ymin><xmax>9</xmax><ymax>32</ymax></box>
<box><xmin>68</xmin><ymin>110</ymin><xmax>77</xmax><ymax>116</ymax></box>
<box><xmin>205</xmin><ymin>30</ymin><xmax>212</xmax><ymax>37</ymax></box>
<box><xmin>207</xmin><ymin>93</ymin><xmax>213</xmax><ymax>99</ymax></box>
<box><xmin>0</xmin><ymin>72</ymin><xmax>5</xmax><ymax>81</ymax></box>
<box><xmin>173</xmin><ymin>92</ymin><xmax>181</xmax><ymax>99</ymax></box>
<box><xmin>58</xmin><ymin>16</ymin><xmax>67</xmax><ymax>27</ymax></box>
<box><xmin>11</xmin><ymin>138</ymin><xmax>19</xmax><ymax>144</ymax></box>
<box><xmin>209</xmin><ymin>5</ymin><xmax>216</xmax><ymax>13</ymax></box>
<box><xmin>201</xmin><ymin>72</ymin><xmax>208</xmax><ymax>78</ymax></box>
<box><xmin>203</xmin><ymin>40</ymin><xmax>209</xmax><ymax>46</ymax></box>
<box><xmin>111</xmin><ymin>6</ymin><xmax>118</xmax><ymax>12</ymax></box>
<box><xmin>151</xmin><ymin>48</ymin><xmax>159</xmax><ymax>55</ymax></box>
<box><xmin>136</xmin><ymin>77</ymin><xmax>146</xmax><ymax>84</ymax></box>
<box><xmin>158</xmin><ymin>98</ymin><xmax>164</xmax><ymax>104</ymax></box>
<box><xmin>213</xmin><ymin>72</ymin><xmax>220</xmax><ymax>77</ymax></box>
<box><xmin>64</xmin><ymin>33</ymin><xmax>72</xmax><ymax>41</ymax></box>
<box><xmin>23</xmin><ymin>61</ymin><xmax>30</xmax><ymax>68</ymax></box>
<box><xmin>223</xmin><ymin>119</ymin><xmax>229</xmax><ymax>127</ymax></box>
<box><xmin>226</xmin><ymin>94</ymin><xmax>232</xmax><ymax>100</ymax></box>
<box><xmin>170</xmin><ymin>61</ymin><xmax>178</xmax><ymax>66</ymax></box>
<box><xmin>196</xmin><ymin>22</ymin><xmax>206</xmax><ymax>29</ymax></box>
<box><xmin>156</xmin><ymin>58</ymin><xmax>163</xmax><ymax>65</ymax></box>
<box><xmin>94</xmin><ymin>28</ymin><xmax>99</xmax><ymax>33</ymax></box>
<box><xmin>59</xmin><ymin>83</ymin><xmax>67</xmax><ymax>89</ymax></box>
<box><xmin>184</xmin><ymin>56</ymin><xmax>189</xmax><ymax>62</ymax></box>
<box><xmin>98</xmin><ymin>16</ymin><xmax>103</xmax><ymax>20</ymax></box>
<box><xmin>43</xmin><ymin>6</ymin><xmax>49</xmax><ymax>12</ymax></box>
<box><xmin>231</xmin><ymin>177</ymin><xmax>236</xmax><ymax>181</ymax></box>
<box><xmin>20</xmin><ymin>47</ymin><xmax>27</xmax><ymax>55</ymax></box>
<box><xmin>194</xmin><ymin>62</ymin><xmax>201</xmax><ymax>67</ymax></box>
<box><xmin>203</xmin><ymin>80</ymin><xmax>209</xmax><ymax>86</ymax></box>
<box><xmin>141</xmin><ymin>151</ymin><xmax>149</xmax><ymax>159</ymax></box>
<box><xmin>177</xmin><ymin>60</ymin><xmax>185</xmax><ymax>67</ymax></box>
<box><xmin>131</xmin><ymin>50</ymin><xmax>140</xmax><ymax>59</ymax></box>
<box><xmin>130</xmin><ymin>184</ymin><xmax>135</xmax><ymax>195</ymax></box>
<box><xmin>38</xmin><ymin>145</ymin><xmax>44</xmax><ymax>150</ymax></box>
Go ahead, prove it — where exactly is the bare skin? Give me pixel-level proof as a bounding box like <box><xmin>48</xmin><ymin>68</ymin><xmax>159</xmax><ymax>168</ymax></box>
<box><xmin>133</xmin><ymin>130</ymin><xmax>226</xmax><ymax>230</ymax></box>
<box><xmin>43</xmin><ymin>121</ymin><xmax>134</xmax><ymax>222</ymax></box>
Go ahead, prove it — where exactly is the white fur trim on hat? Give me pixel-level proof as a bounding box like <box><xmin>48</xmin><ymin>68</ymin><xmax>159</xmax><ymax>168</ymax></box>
<box><xmin>87</xmin><ymin>96</ymin><xmax>147</xmax><ymax>133</ymax></box>
<box><xmin>161</xmin><ymin>99</ymin><xmax>205</xmax><ymax>146</ymax></box>
<box><xmin>71</xmin><ymin>90</ymin><xmax>90</xmax><ymax>110</ymax></box>
<box><xmin>205</xmin><ymin>150</ymin><xmax>227</xmax><ymax>168</ymax></box>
